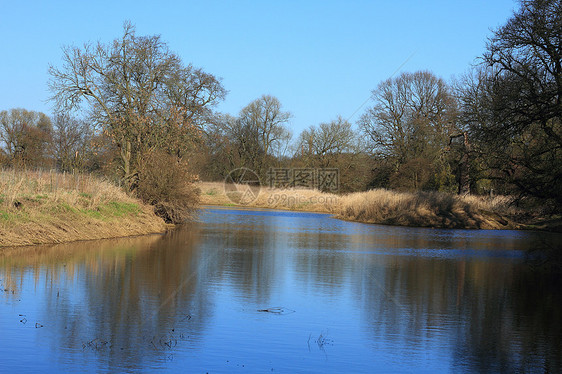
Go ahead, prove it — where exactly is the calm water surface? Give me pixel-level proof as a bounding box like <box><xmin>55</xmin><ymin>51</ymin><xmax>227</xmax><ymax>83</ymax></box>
<box><xmin>1</xmin><ymin>207</ymin><xmax>561</xmax><ymax>373</ymax></box>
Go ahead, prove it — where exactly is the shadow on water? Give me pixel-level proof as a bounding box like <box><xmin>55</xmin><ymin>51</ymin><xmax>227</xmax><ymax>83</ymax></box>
<box><xmin>526</xmin><ymin>235</ymin><xmax>562</xmax><ymax>275</ymax></box>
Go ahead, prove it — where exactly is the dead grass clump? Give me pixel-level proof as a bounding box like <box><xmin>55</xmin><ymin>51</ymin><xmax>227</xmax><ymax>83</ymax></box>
<box><xmin>254</xmin><ymin>187</ymin><xmax>339</xmax><ymax>212</ymax></box>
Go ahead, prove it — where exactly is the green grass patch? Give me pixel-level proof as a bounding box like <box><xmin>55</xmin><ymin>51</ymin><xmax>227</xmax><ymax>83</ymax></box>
<box><xmin>40</xmin><ymin>202</ymin><xmax>82</xmax><ymax>216</ymax></box>
<box><xmin>205</xmin><ymin>188</ymin><xmax>219</xmax><ymax>196</ymax></box>
<box><xmin>0</xmin><ymin>210</ymin><xmax>11</xmax><ymax>221</ymax></box>
<box><xmin>82</xmin><ymin>208</ymin><xmax>103</xmax><ymax>220</ymax></box>
<box><xmin>102</xmin><ymin>201</ymin><xmax>140</xmax><ymax>217</ymax></box>
<box><xmin>80</xmin><ymin>202</ymin><xmax>140</xmax><ymax>221</ymax></box>
<box><xmin>57</xmin><ymin>202</ymin><xmax>78</xmax><ymax>214</ymax></box>
<box><xmin>0</xmin><ymin>209</ymin><xmax>30</xmax><ymax>224</ymax></box>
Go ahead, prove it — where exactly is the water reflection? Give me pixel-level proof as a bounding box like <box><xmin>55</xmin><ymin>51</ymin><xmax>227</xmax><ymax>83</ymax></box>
<box><xmin>0</xmin><ymin>227</ymin><xmax>214</xmax><ymax>372</ymax></box>
<box><xmin>0</xmin><ymin>207</ymin><xmax>561</xmax><ymax>372</ymax></box>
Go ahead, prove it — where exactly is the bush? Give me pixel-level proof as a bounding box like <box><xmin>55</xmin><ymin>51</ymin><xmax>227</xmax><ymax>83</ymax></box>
<box><xmin>136</xmin><ymin>151</ymin><xmax>200</xmax><ymax>224</ymax></box>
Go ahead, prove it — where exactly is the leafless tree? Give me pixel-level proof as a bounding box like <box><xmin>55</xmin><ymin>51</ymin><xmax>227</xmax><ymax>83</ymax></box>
<box><xmin>235</xmin><ymin>95</ymin><xmax>291</xmax><ymax>176</ymax></box>
<box><xmin>48</xmin><ymin>21</ymin><xmax>226</xmax><ymax>188</ymax></box>
<box><xmin>51</xmin><ymin>114</ymin><xmax>94</xmax><ymax>172</ymax></box>
<box><xmin>359</xmin><ymin>71</ymin><xmax>458</xmax><ymax>191</ymax></box>
<box><xmin>0</xmin><ymin>109</ymin><xmax>52</xmax><ymax>169</ymax></box>
<box><xmin>297</xmin><ymin>116</ymin><xmax>356</xmax><ymax>167</ymax></box>
<box><xmin>477</xmin><ymin>0</ymin><xmax>562</xmax><ymax>204</ymax></box>
<box><xmin>360</xmin><ymin>71</ymin><xmax>458</xmax><ymax>163</ymax></box>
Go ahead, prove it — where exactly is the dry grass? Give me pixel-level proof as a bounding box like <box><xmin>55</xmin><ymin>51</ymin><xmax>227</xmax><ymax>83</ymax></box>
<box><xmin>198</xmin><ymin>181</ymin><xmax>521</xmax><ymax>229</ymax></box>
<box><xmin>0</xmin><ymin>169</ymin><xmax>167</xmax><ymax>247</ymax></box>
<box><xmin>335</xmin><ymin>189</ymin><xmax>520</xmax><ymax>229</ymax></box>
<box><xmin>197</xmin><ymin>182</ymin><xmax>338</xmax><ymax>213</ymax></box>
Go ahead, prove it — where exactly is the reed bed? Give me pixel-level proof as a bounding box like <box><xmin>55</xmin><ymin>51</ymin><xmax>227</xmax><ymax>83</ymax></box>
<box><xmin>335</xmin><ymin>189</ymin><xmax>519</xmax><ymax>229</ymax></box>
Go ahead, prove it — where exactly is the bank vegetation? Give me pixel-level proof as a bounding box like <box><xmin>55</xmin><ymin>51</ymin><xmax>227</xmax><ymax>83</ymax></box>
<box><xmin>0</xmin><ymin>169</ymin><xmax>167</xmax><ymax>247</ymax></box>
<box><xmin>198</xmin><ymin>182</ymin><xmax>547</xmax><ymax>230</ymax></box>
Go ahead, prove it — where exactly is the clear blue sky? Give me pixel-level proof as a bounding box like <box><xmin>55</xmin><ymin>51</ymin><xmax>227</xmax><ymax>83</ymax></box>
<box><xmin>0</xmin><ymin>0</ymin><xmax>516</xmax><ymax>134</ymax></box>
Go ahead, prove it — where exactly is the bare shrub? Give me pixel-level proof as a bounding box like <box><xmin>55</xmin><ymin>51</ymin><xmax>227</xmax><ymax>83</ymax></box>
<box><xmin>136</xmin><ymin>152</ymin><xmax>200</xmax><ymax>224</ymax></box>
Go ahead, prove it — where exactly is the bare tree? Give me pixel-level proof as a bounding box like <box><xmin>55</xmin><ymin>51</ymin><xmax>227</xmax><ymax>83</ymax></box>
<box><xmin>360</xmin><ymin>71</ymin><xmax>457</xmax><ymax>162</ymax></box>
<box><xmin>0</xmin><ymin>109</ymin><xmax>52</xmax><ymax>169</ymax></box>
<box><xmin>297</xmin><ymin>116</ymin><xmax>356</xmax><ymax>167</ymax></box>
<box><xmin>483</xmin><ymin>0</ymin><xmax>562</xmax><ymax>145</ymax></box>
<box><xmin>235</xmin><ymin>95</ymin><xmax>291</xmax><ymax>176</ymax></box>
<box><xmin>359</xmin><ymin>71</ymin><xmax>458</xmax><ymax>191</ymax></box>
<box><xmin>239</xmin><ymin>95</ymin><xmax>291</xmax><ymax>154</ymax></box>
<box><xmin>477</xmin><ymin>0</ymin><xmax>562</xmax><ymax>204</ymax></box>
<box><xmin>51</xmin><ymin>114</ymin><xmax>94</xmax><ymax>172</ymax></box>
<box><xmin>48</xmin><ymin>21</ymin><xmax>226</xmax><ymax>188</ymax></box>
<box><xmin>293</xmin><ymin>116</ymin><xmax>371</xmax><ymax>192</ymax></box>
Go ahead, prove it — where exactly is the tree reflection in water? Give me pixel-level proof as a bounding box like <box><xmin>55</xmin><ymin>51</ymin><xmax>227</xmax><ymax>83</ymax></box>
<box><xmin>0</xmin><ymin>209</ymin><xmax>560</xmax><ymax>372</ymax></box>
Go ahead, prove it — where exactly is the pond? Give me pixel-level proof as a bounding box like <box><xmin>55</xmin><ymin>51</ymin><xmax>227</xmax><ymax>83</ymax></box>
<box><xmin>0</xmin><ymin>207</ymin><xmax>561</xmax><ymax>373</ymax></box>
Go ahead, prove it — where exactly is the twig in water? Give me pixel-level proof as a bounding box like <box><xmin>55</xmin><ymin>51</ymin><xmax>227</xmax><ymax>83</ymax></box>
<box><xmin>257</xmin><ymin>307</ymin><xmax>295</xmax><ymax>315</ymax></box>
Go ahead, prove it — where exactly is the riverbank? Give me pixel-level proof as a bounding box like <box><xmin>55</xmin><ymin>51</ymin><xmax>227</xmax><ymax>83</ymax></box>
<box><xmin>1</xmin><ymin>173</ymin><xmax>556</xmax><ymax>249</ymax></box>
<box><xmin>0</xmin><ymin>170</ymin><xmax>168</xmax><ymax>247</ymax></box>
<box><xmin>197</xmin><ymin>182</ymin><xmax>556</xmax><ymax>230</ymax></box>
<box><xmin>198</xmin><ymin>182</ymin><xmax>338</xmax><ymax>213</ymax></box>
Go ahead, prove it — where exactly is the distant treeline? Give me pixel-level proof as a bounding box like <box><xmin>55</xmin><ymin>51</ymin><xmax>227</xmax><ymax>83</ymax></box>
<box><xmin>1</xmin><ymin>0</ymin><xmax>560</xmax><ymax>216</ymax></box>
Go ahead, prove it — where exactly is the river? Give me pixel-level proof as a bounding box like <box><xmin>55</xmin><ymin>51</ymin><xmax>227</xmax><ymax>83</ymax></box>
<box><xmin>0</xmin><ymin>207</ymin><xmax>561</xmax><ymax>373</ymax></box>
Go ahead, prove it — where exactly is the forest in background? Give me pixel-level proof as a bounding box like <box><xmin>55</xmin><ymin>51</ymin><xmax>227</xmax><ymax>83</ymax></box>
<box><xmin>1</xmin><ymin>0</ymin><xmax>560</xmax><ymax>223</ymax></box>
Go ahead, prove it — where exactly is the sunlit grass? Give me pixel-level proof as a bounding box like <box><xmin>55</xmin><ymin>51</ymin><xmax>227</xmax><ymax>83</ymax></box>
<box><xmin>335</xmin><ymin>189</ymin><xmax>519</xmax><ymax>229</ymax></box>
<box><xmin>0</xmin><ymin>169</ymin><xmax>166</xmax><ymax>247</ymax></box>
<box><xmin>197</xmin><ymin>181</ymin><xmax>338</xmax><ymax>213</ymax></box>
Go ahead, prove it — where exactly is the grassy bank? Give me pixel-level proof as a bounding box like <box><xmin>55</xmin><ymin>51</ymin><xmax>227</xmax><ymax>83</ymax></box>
<box><xmin>0</xmin><ymin>170</ymin><xmax>167</xmax><ymax>247</ymax></box>
<box><xmin>198</xmin><ymin>182</ymin><xmax>527</xmax><ymax>230</ymax></box>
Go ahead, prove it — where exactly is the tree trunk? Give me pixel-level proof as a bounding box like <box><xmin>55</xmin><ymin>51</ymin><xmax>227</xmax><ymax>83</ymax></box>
<box><xmin>120</xmin><ymin>139</ymin><xmax>132</xmax><ymax>189</ymax></box>
<box><xmin>458</xmin><ymin>132</ymin><xmax>471</xmax><ymax>195</ymax></box>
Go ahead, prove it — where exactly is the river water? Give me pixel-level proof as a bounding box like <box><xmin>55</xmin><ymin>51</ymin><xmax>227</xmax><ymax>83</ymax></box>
<box><xmin>0</xmin><ymin>207</ymin><xmax>561</xmax><ymax>373</ymax></box>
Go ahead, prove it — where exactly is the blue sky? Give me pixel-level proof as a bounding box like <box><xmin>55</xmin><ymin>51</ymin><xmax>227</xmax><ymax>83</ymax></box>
<box><xmin>0</xmin><ymin>0</ymin><xmax>516</xmax><ymax>134</ymax></box>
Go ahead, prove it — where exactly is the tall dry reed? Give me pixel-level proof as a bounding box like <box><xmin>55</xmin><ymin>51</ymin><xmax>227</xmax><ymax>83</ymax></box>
<box><xmin>335</xmin><ymin>189</ymin><xmax>518</xmax><ymax>229</ymax></box>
